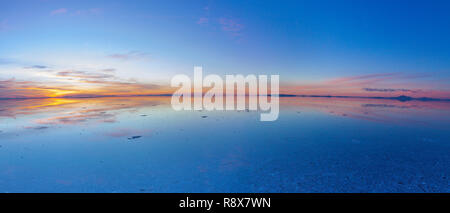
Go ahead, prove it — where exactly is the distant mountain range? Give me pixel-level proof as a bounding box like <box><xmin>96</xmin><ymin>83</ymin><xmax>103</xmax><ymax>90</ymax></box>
<box><xmin>279</xmin><ymin>94</ymin><xmax>450</xmax><ymax>102</ymax></box>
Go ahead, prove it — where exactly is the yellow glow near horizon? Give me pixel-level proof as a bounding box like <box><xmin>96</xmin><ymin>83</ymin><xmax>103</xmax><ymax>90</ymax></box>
<box><xmin>22</xmin><ymin>98</ymin><xmax>80</xmax><ymax>109</ymax></box>
<box><xmin>23</xmin><ymin>87</ymin><xmax>79</xmax><ymax>97</ymax></box>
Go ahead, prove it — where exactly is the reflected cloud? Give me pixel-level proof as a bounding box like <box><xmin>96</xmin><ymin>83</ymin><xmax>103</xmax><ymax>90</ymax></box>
<box><xmin>0</xmin><ymin>97</ymin><xmax>166</xmax><ymax>125</ymax></box>
<box><xmin>281</xmin><ymin>97</ymin><xmax>450</xmax><ymax>125</ymax></box>
<box><xmin>0</xmin><ymin>96</ymin><xmax>449</xmax><ymax>135</ymax></box>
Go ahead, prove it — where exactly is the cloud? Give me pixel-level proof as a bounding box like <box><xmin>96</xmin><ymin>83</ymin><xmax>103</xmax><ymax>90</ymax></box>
<box><xmin>281</xmin><ymin>72</ymin><xmax>449</xmax><ymax>98</ymax></box>
<box><xmin>0</xmin><ymin>78</ymin><xmax>67</xmax><ymax>98</ymax></box>
<box><xmin>0</xmin><ymin>77</ymin><xmax>168</xmax><ymax>99</ymax></box>
<box><xmin>100</xmin><ymin>68</ymin><xmax>116</xmax><ymax>73</ymax></box>
<box><xmin>74</xmin><ymin>8</ymin><xmax>102</xmax><ymax>16</ymax></box>
<box><xmin>107</xmin><ymin>51</ymin><xmax>149</xmax><ymax>61</ymax></box>
<box><xmin>51</xmin><ymin>8</ymin><xmax>68</xmax><ymax>15</ymax></box>
<box><xmin>0</xmin><ymin>64</ymin><xmax>171</xmax><ymax>99</ymax></box>
<box><xmin>325</xmin><ymin>73</ymin><xmax>398</xmax><ymax>85</ymax></box>
<box><xmin>326</xmin><ymin>73</ymin><xmax>432</xmax><ymax>86</ymax></box>
<box><xmin>363</xmin><ymin>88</ymin><xmax>417</xmax><ymax>93</ymax></box>
<box><xmin>50</xmin><ymin>8</ymin><xmax>103</xmax><ymax>17</ymax></box>
<box><xmin>219</xmin><ymin>18</ymin><xmax>244</xmax><ymax>36</ymax></box>
<box><xmin>24</xmin><ymin>65</ymin><xmax>48</xmax><ymax>69</ymax></box>
<box><xmin>56</xmin><ymin>70</ymin><xmax>114</xmax><ymax>80</ymax></box>
<box><xmin>197</xmin><ymin>17</ymin><xmax>209</xmax><ymax>25</ymax></box>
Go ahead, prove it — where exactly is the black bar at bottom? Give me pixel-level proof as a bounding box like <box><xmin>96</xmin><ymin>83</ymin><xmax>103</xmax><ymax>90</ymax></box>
<box><xmin>0</xmin><ymin>193</ymin><xmax>447</xmax><ymax>211</ymax></box>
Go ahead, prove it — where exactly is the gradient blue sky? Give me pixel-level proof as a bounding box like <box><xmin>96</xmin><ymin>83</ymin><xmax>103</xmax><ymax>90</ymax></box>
<box><xmin>1</xmin><ymin>0</ymin><xmax>450</xmax><ymax>98</ymax></box>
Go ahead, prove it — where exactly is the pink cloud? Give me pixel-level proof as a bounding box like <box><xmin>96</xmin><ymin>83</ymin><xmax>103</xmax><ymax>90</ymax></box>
<box><xmin>281</xmin><ymin>73</ymin><xmax>450</xmax><ymax>99</ymax></box>
<box><xmin>51</xmin><ymin>8</ymin><xmax>68</xmax><ymax>15</ymax></box>
<box><xmin>325</xmin><ymin>73</ymin><xmax>397</xmax><ymax>85</ymax></box>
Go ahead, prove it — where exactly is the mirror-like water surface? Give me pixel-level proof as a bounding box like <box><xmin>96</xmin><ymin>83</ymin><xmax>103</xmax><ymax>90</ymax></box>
<box><xmin>0</xmin><ymin>97</ymin><xmax>449</xmax><ymax>192</ymax></box>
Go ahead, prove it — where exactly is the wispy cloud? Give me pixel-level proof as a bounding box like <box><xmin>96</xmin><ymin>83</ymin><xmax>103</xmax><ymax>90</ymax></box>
<box><xmin>50</xmin><ymin>8</ymin><xmax>101</xmax><ymax>17</ymax></box>
<box><xmin>196</xmin><ymin>4</ymin><xmax>210</xmax><ymax>25</ymax></box>
<box><xmin>363</xmin><ymin>88</ymin><xmax>418</xmax><ymax>93</ymax></box>
<box><xmin>325</xmin><ymin>73</ymin><xmax>398</xmax><ymax>85</ymax></box>
<box><xmin>219</xmin><ymin>18</ymin><xmax>244</xmax><ymax>37</ymax></box>
<box><xmin>56</xmin><ymin>70</ymin><xmax>114</xmax><ymax>80</ymax></box>
<box><xmin>100</xmin><ymin>68</ymin><xmax>116</xmax><ymax>73</ymax></box>
<box><xmin>24</xmin><ymin>65</ymin><xmax>48</xmax><ymax>69</ymax></box>
<box><xmin>197</xmin><ymin>17</ymin><xmax>209</xmax><ymax>25</ymax></box>
<box><xmin>73</xmin><ymin>8</ymin><xmax>102</xmax><ymax>16</ymax></box>
<box><xmin>107</xmin><ymin>51</ymin><xmax>149</xmax><ymax>61</ymax></box>
<box><xmin>0</xmin><ymin>78</ymin><xmax>78</xmax><ymax>98</ymax></box>
<box><xmin>0</xmin><ymin>65</ymin><xmax>170</xmax><ymax>98</ymax></box>
<box><xmin>282</xmin><ymin>73</ymin><xmax>449</xmax><ymax>98</ymax></box>
<box><xmin>51</xmin><ymin>8</ymin><xmax>68</xmax><ymax>15</ymax></box>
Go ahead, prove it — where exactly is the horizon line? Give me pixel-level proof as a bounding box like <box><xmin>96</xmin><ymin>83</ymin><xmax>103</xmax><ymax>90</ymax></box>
<box><xmin>1</xmin><ymin>94</ymin><xmax>450</xmax><ymax>102</ymax></box>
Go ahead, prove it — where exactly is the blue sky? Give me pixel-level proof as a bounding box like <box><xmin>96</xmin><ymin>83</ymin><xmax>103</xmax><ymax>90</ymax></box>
<box><xmin>1</xmin><ymin>0</ymin><xmax>450</xmax><ymax>98</ymax></box>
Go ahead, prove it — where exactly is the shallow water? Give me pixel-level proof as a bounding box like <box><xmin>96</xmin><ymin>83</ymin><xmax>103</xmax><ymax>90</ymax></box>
<box><xmin>0</xmin><ymin>97</ymin><xmax>449</xmax><ymax>192</ymax></box>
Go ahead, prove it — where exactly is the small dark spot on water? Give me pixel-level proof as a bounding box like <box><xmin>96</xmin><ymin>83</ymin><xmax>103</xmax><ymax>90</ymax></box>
<box><xmin>342</xmin><ymin>114</ymin><xmax>347</xmax><ymax>116</ymax></box>
<box><xmin>201</xmin><ymin>116</ymin><xmax>208</xmax><ymax>118</ymax></box>
<box><xmin>128</xmin><ymin>136</ymin><xmax>142</xmax><ymax>140</ymax></box>
<box><xmin>31</xmin><ymin>126</ymin><xmax>49</xmax><ymax>130</ymax></box>
<box><xmin>140</xmin><ymin>115</ymin><xmax>148</xmax><ymax>117</ymax></box>
<box><xmin>139</xmin><ymin>189</ymin><xmax>146</xmax><ymax>192</ymax></box>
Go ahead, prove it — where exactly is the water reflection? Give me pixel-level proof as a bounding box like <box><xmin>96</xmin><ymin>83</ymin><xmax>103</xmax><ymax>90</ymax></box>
<box><xmin>1</xmin><ymin>96</ymin><xmax>449</xmax><ymax>124</ymax></box>
<box><xmin>0</xmin><ymin>97</ymin><xmax>449</xmax><ymax>192</ymax></box>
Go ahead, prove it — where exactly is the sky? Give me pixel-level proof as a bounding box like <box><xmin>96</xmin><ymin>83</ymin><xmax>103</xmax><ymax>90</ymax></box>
<box><xmin>1</xmin><ymin>0</ymin><xmax>450</xmax><ymax>98</ymax></box>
